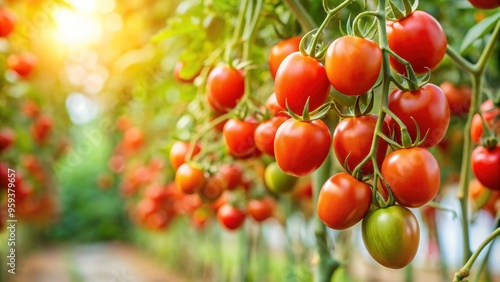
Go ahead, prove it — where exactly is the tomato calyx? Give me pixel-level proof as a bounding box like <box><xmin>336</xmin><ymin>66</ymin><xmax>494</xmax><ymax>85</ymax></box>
<box><xmin>332</xmin><ymin>92</ymin><xmax>375</xmax><ymax>119</ymax></box>
<box><xmin>386</xmin><ymin>0</ymin><xmax>419</xmax><ymax>21</ymax></box>
<box><xmin>381</xmin><ymin>110</ymin><xmax>429</xmax><ymax>149</ymax></box>
<box><xmin>285</xmin><ymin>97</ymin><xmax>331</xmax><ymax>122</ymax></box>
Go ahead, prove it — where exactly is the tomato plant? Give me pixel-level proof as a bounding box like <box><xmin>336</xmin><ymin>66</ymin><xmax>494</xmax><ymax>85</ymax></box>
<box><xmin>388</xmin><ymin>83</ymin><xmax>450</xmax><ymax>148</ymax></box>
<box><xmin>317</xmin><ymin>172</ymin><xmax>372</xmax><ymax>230</ymax></box>
<box><xmin>471</xmin><ymin>144</ymin><xmax>500</xmax><ymax>191</ymax></box>
<box><xmin>381</xmin><ymin>147</ymin><xmax>440</xmax><ymax>207</ymax></box>
<box><xmin>175</xmin><ymin>163</ymin><xmax>206</xmax><ymax>194</ymax></box>
<box><xmin>207</xmin><ymin>65</ymin><xmax>245</xmax><ymax>112</ymax></box>
<box><xmin>274</xmin><ymin>118</ymin><xmax>331</xmax><ymax>177</ymax></box>
<box><xmin>254</xmin><ymin>116</ymin><xmax>287</xmax><ymax>157</ymax></box>
<box><xmin>386</xmin><ymin>11</ymin><xmax>447</xmax><ymax>74</ymax></box>
<box><xmin>332</xmin><ymin>115</ymin><xmax>389</xmax><ymax>175</ymax></box>
<box><xmin>470</xmin><ymin>99</ymin><xmax>500</xmax><ymax>144</ymax></box>
<box><xmin>217</xmin><ymin>204</ymin><xmax>246</xmax><ymax>230</ymax></box>
<box><xmin>169</xmin><ymin>141</ymin><xmax>201</xmax><ymax>170</ymax></box>
<box><xmin>274</xmin><ymin>52</ymin><xmax>330</xmax><ymax>115</ymax></box>
<box><xmin>248</xmin><ymin>197</ymin><xmax>275</xmax><ymax>222</ymax></box>
<box><xmin>325</xmin><ymin>36</ymin><xmax>382</xmax><ymax>96</ymax></box>
<box><xmin>223</xmin><ymin>118</ymin><xmax>259</xmax><ymax>159</ymax></box>
<box><xmin>269</xmin><ymin>36</ymin><xmax>301</xmax><ymax>79</ymax></box>
<box><xmin>362</xmin><ymin>205</ymin><xmax>420</xmax><ymax>269</ymax></box>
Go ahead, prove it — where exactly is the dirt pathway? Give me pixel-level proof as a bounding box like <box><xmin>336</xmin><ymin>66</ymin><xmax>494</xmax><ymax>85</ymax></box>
<box><xmin>10</xmin><ymin>242</ymin><xmax>187</xmax><ymax>282</ymax></box>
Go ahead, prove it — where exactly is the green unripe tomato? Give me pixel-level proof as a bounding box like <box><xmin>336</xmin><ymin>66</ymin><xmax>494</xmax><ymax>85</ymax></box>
<box><xmin>264</xmin><ymin>162</ymin><xmax>298</xmax><ymax>193</ymax></box>
<box><xmin>362</xmin><ymin>205</ymin><xmax>420</xmax><ymax>269</ymax></box>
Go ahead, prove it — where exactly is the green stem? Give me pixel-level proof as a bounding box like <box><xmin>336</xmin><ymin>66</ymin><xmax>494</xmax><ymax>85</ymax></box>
<box><xmin>473</xmin><ymin>20</ymin><xmax>500</xmax><ymax>73</ymax></box>
<box><xmin>282</xmin><ymin>0</ymin><xmax>318</xmax><ymax>31</ymax></box>
<box><xmin>453</xmin><ymin>227</ymin><xmax>500</xmax><ymax>282</ymax></box>
<box><xmin>471</xmin><ymin>239</ymin><xmax>495</xmax><ymax>282</ymax></box>
<box><xmin>446</xmin><ymin>45</ymin><xmax>475</xmax><ymax>73</ymax></box>
<box><xmin>224</xmin><ymin>0</ymin><xmax>249</xmax><ymax>62</ymax></box>
<box><xmin>307</xmin><ymin>0</ymin><xmax>354</xmax><ymax>57</ymax></box>
<box><xmin>313</xmin><ymin>151</ymin><xmax>340</xmax><ymax>282</ymax></box>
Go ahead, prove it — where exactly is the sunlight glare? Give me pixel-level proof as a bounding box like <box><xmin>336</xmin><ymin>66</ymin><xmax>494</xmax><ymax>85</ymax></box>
<box><xmin>53</xmin><ymin>9</ymin><xmax>102</xmax><ymax>47</ymax></box>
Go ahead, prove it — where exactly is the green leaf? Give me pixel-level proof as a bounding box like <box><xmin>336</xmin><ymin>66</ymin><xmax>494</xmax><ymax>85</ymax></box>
<box><xmin>151</xmin><ymin>23</ymin><xmax>199</xmax><ymax>43</ymax></box>
<box><xmin>460</xmin><ymin>12</ymin><xmax>500</xmax><ymax>53</ymax></box>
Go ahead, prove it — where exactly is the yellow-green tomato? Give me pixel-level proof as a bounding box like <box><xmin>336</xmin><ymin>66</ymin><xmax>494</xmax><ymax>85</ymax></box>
<box><xmin>264</xmin><ymin>162</ymin><xmax>298</xmax><ymax>193</ymax></box>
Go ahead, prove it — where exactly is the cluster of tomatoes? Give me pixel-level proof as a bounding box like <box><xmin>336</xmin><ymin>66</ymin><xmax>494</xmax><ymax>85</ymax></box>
<box><xmin>0</xmin><ymin>6</ymin><xmax>64</xmax><ymax>227</ymax></box>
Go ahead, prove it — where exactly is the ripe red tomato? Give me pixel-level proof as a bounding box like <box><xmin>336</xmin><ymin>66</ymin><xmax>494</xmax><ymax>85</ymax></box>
<box><xmin>169</xmin><ymin>141</ymin><xmax>201</xmax><ymax>170</ymax></box>
<box><xmin>0</xmin><ymin>8</ymin><xmax>16</xmax><ymax>37</ymax></box>
<box><xmin>325</xmin><ymin>36</ymin><xmax>382</xmax><ymax>96</ymax></box>
<box><xmin>362</xmin><ymin>205</ymin><xmax>420</xmax><ymax>269</ymax></box>
<box><xmin>223</xmin><ymin>118</ymin><xmax>259</xmax><ymax>158</ymax></box>
<box><xmin>332</xmin><ymin>115</ymin><xmax>389</xmax><ymax>175</ymax></box>
<box><xmin>7</xmin><ymin>53</ymin><xmax>38</xmax><ymax>78</ymax></box>
<box><xmin>469</xmin><ymin>0</ymin><xmax>500</xmax><ymax>9</ymax></box>
<box><xmin>254</xmin><ymin>116</ymin><xmax>287</xmax><ymax>157</ymax></box>
<box><xmin>217</xmin><ymin>204</ymin><xmax>246</xmax><ymax>230</ymax></box>
<box><xmin>30</xmin><ymin>114</ymin><xmax>53</xmax><ymax>144</ymax></box>
<box><xmin>0</xmin><ymin>128</ymin><xmax>15</xmax><ymax>153</ymax></box>
<box><xmin>274</xmin><ymin>118</ymin><xmax>331</xmax><ymax>177</ymax></box>
<box><xmin>275</xmin><ymin>52</ymin><xmax>330</xmax><ymax>115</ymax></box>
<box><xmin>219</xmin><ymin>163</ymin><xmax>243</xmax><ymax>190</ymax></box>
<box><xmin>175</xmin><ymin>163</ymin><xmax>206</xmax><ymax>194</ymax></box>
<box><xmin>381</xmin><ymin>147</ymin><xmax>440</xmax><ymax>207</ymax></box>
<box><xmin>388</xmin><ymin>83</ymin><xmax>450</xmax><ymax>148</ymax></box>
<box><xmin>471</xmin><ymin>144</ymin><xmax>500</xmax><ymax>191</ymax></box>
<box><xmin>269</xmin><ymin>36</ymin><xmax>301</xmax><ymax>79</ymax></box>
<box><xmin>173</xmin><ymin>61</ymin><xmax>200</xmax><ymax>83</ymax></box>
<box><xmin>470</xmin><ymin>99</ymin><xmax>500</xmax><ymax>144</ymax></box>
<box><xmin>440</xmin><ymin>81</ymin><xmax>471</xmax><ymax>116</ymax></box>
<box><xmin>207</xmin><ymin>65</ymin><xmax>244</xmax><ymax>112</ymax></box>
<box><xmin>317</xmin><ymin>172</ymin><xmax>372</xmax><ymax>230</ymax></box>
<box><xmin>264</xmin><ymin>93</ymin><xmax>288</xmax><ymax>117</ymax></box>
<box><xmin>248</xmin><ymin>197</ymin><xmax>275</xmax><ymax>222</ymax></box>
<box><xmin>387</xmin><ymin>11</ymin><xmax>447</xmax><ymax>74</ymax></box>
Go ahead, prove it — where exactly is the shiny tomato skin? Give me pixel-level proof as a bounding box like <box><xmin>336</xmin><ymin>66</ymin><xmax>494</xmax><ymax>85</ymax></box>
<box><xmin>264</xmin><ymin>162</ymin><xmax>298</xmax><ymax>193</ymax></box>
<box><xmin>317</xmin><ymin>172</ymin><xmax>372</xmax><ymax>230</ymax></box>
<box><xmin>0</xmin><ymin>8</ymin><xmax>15</xmax><ymax>37</ymax></box>
<box><xmin>274</xmin><ymin>118</ymin><xmax>331</xmax><ymax>177</ymax></box>
<box><xmin>248</xmin><ymin>197</ymin><xmax>275</xmax><ymax>222</ymax></box>
<box><xmin>269</xmin><ymin>36</ymin><xmax>301</xmax><ymax>79</ymax></box>
<box><xmin>169</xmin><ymin>141</ymin><xmax>201</xmax><ymax>170</ymax></box>
<box><xmin>362</xmin><ymin>205</ymin><xmax>420</xmax><ymax>269</ymax></box>
<box><xmin>275</xmin><ymin>52</ymin><xmax>330</xmax><ymax>115</ymax></box>
<box><xmin>387</xmin><ymin>11</ymin><xmax>447</xmax><ymax>74</ymax></box>
<box><xmin>207</xmin><ymin>65</ymin><xmax>244</xmax><ymax>112</ymax></box>
<box><xmin>325</xmin><ymin>36</ymin><xmax>382</xmax><ymax>96</ymax></box>
<box><xmin>381</xmin><ymin>147</ymin><xmax>440</xmax><ymax>208</ymax></box>
<box><xmin>469</xmin><ymin>0</ymin><xmax>500</xmax><ymax>9</ymax></box>
<box><xmin>471</xmin><ymin>145</ymin><xmax>500</xmax><ymax>191</ymax></box>
<box><xmin>470</xmin><ymin>99</ymin><xmax>500</xmax><ymax>144</ymax></box>
<box><xmin>175</xmin><ymin>163</ymin><xmax>206</xmax><ymax>194</ymax></box>
<box><xmin>254</xmin><ymin>116</ymin><xmax>288</xmax><ymax>157</ymax></box>
<box><xmin>7</xmin><ymin>53</ymin><xmax>37</xmax><ymax>78</ymax></box>
<box><xmin>388</xmin><ymin>83</ymin><xmax>450</xmax><ymax>148</ymax></box>
<box><xmin>223</xmin><ymin>118</ymin><xmax>259</xmax><ymax>158</ymax></box>
<box><xmin>217</xmin><ymin>204</ymin><xmax>246</xmax><ymax>230</ymax></box>
<box><xmin>332</xmin><ymin>115</ymin><xmax>389</xmax><ymax>175</ymax></box>
<box><xmin>440</xmin><ymin>81</ymin><xmax>472</xmax><ymax>116</ymax></box>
